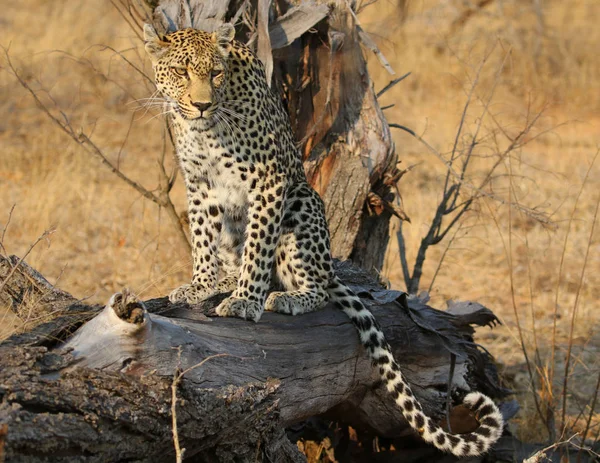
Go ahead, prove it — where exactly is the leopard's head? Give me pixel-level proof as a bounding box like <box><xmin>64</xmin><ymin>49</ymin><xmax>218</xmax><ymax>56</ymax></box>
<box><xmin>144</xmin><ymin>24</ymin><xmax>235</xmax><ymax>120</ymax></box>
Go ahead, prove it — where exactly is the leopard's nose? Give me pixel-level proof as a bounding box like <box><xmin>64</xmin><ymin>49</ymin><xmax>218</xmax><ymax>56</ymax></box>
<box><xmin>192</xmin><ymin>102</ymin><xmax>211</xmax><ymax>112</ymax></box>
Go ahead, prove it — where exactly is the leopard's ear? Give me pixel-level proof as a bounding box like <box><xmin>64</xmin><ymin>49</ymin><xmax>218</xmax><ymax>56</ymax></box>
<box><xmin>144</xmin><ymin>23</ymin><xmax>171</xmax><ymax>64</ymax></box>
<box><xmin>212</xmin><ymin>23</ymin><xmax>235</xmax><ymax>57</ymax></box>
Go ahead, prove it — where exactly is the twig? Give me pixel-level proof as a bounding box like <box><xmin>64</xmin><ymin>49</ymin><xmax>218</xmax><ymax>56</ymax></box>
<box><xmin>427</xmin><ymin>222</ymin><xmax>463</xmax><ymax>293</ymax></box>
<box><xmin>550</xmin><ymin>149</ymin><xmax>599</xmax><ymax>438</ymax></box>
<box><xmin>0</xmin><ymin>228</ymin><xmax>55</xmax><ymax>297</ymax></box>
<box><xmin>561</xmin><ymin>171</ymin><xmax>600</xmax><ymax>432</ymax></box>
<box><xmin>376</xmin><ymin>72</ymin><xmax>411</xmax><ymax>98</ymax></box>
<box><xmin>232</xmin><ymin>0</ymin><xmax>250</xmax><ymax>26</ymax></box>
<box><xmin>522</xmin><ymin>433</ymin><xmax>579</xmax><ymax>463</ymax></box>
<box><xmin>395</xmin><ymin>221</ymin><xmax>411</xmax><ymax>287</ymax></box>
<box><xmin>4</xmin><ymin>49</ymin><xmax>158</xmax><ymax>204</ymax></box>
<box><xmin>89</xmin><ymin>44</ymin><xmax>154</xmax><ymax>85</ymax></box>
<box><xmin>579</xmin><ymin>370</ymin><xmax>600</xmax><ymax>462</ymax></box>
<box><xmin>524</xmin><ymin>236</ymin><xmax>547</xmax><ymax>431</ymax></box>
<box><xmin>0</xmin><ymin>205</ymin><xmax>16</xmax><ymax>256</ymax></box>
<box><xmin>158</xmin><ymin>122</ymin><xmax>190</xmax><ymax>251</ymax></box>
<box><xmin>391</xmin><ymin>123</ymin><xmax>553</xmax><ymax>226</ymax></box>
<box><xmin>345</xmin><ymin>1</ymin><xmax>395</xmax><ymax>75</ymax></box>
<box><xmin>4</xmin><ymin>47</ymin><xmax>190</xmax><ymax>253</ymax></box>
<box><xmin>506</xmin><ymin>153</ymin><xmax>548</xmax><ymax>439</ymax></box>
<box><xmin>47</xmin><ymin>49</ymin><xmax>142</xmax><ymax>102</ymax></box>
<box><xmin>447</xmin><ymin>46</ymin><xmax>495</xmax><ymax>185</ymax></box>
<box><xmin>394</xmin><ymin>47</ymin><xmax>551</xmax><ymax>294</ymax></box>
<box><xmin>111</xmin><ymin>0</ymin><xmax>143</xmax><ymax>40</ymax></box>
<box><xmin>388</xmin><ymin>123</ymin><xmax>415</xmax><ymax>136</ymax></box>
<box><xmin>117</xmin><ymin>112</ymin><xmax>136</xmax><ymax>170</ymax></box>
<box><xmin>171</xmin><ymin>352</ymin><xmax>231</xmax><ymax>463</ymax></box>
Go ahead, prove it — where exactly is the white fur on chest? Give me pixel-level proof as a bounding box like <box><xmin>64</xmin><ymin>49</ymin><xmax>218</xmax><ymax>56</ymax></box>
<box><xmin>178</xmin><ymin>126</ymin><xmax>249</xmax><ymax>214</ymax></box>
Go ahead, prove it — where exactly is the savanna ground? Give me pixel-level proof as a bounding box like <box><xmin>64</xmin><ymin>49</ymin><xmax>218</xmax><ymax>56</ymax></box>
<box><xmin>1</xmin><ymin>0</ymin><xmax>599</xmax><ymax>454</ymax></box>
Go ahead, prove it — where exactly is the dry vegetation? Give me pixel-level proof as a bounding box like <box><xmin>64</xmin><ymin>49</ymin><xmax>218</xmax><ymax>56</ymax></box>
<box><xmin>1</xmin><ymin>0</ymin><xmax>599</xmax><ymax>451</ymax></box>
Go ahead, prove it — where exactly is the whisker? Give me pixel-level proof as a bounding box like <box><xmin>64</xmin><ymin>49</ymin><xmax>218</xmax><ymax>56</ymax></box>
<box><xmin>220</xmin><ymin>106</ymin><xmax>248</xmax><ymax>123</ymax></box>
<box><xmin>134</xmin><ymin>101</ymin><xmax>172</xmax><ymax>121</ymax></box>
<box><xmin>128</xmin><ymin>92</ymin><xmax>170</xmax><ymax>119</ymax></box>
<box><xmin>145</xmin><ymin>108</ymin><xmax>175</xmax><ymax>123</ymax></box>
<box><xmin>215</xmin><ymin>112</ymin><xmax>237</xmax><ymax>142</ymax></box>
<box><xmin>128</xmin><ymin>90</ymin><xmax>163</xmax><ymax>106</ymax></box>
<box><xmin>215</xmin><ymin>113</ymin><xmax>233</xmax><ymax>139</ymax></box>
<box><xmin>223</xmin><ymin>113</ymin><xmax>247</xmax><ymax>132</ymax></box>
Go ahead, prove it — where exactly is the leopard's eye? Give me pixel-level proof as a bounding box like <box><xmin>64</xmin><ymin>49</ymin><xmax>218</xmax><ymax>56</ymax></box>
<box><xmin>171</xmin><ymin>67</ymin><xmax>188</xmax><ymax>78</ymax></box>
<box><xmin>211</xmin><ymin>69</ymin><xmax>223</xmax><ymax>79</ymax></box>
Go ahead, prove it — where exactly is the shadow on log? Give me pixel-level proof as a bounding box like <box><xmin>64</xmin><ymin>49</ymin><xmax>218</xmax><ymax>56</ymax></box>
<box><xmin>0</xmin><ymin>254</ymin><xmax>521</xmax><ymax>462</ymax></box>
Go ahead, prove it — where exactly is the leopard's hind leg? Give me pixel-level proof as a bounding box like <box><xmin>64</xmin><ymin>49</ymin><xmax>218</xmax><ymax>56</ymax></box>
<box><xmin>265</xmin><ymin>184</ymin><xmax>333</xmax><ymax>315</ymax></box>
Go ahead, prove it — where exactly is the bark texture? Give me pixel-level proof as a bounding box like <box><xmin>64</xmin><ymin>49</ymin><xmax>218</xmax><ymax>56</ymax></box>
<box><xmin>0</xmin><ymin>255</ymin><xmax>510</xmax><ymax>462</ymax></box>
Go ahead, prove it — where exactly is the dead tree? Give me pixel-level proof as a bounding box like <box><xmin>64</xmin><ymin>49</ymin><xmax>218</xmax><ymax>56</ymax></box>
<box><xmin>4</xmin><ymin>254</ymin><xmax>600</xmax><ymax>461</ymax></box>
<box><xmin>0</xmin><ymin>254</ymin><xmax>514</xmax><ymax>462</ymax></box>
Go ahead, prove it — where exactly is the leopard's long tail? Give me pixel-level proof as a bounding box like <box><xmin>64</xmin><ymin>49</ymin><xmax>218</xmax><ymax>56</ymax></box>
<box><xmin>326</xmin><ymin>276</ymin><xmax>503</xmax><ymax>457</ymax></box>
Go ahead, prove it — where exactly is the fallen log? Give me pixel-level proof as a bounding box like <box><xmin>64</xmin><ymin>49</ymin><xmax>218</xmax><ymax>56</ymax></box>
<box><xmin>0</xmin><ymin>254</ymin><xmax>512</xmax><ymax>461</ymax></box>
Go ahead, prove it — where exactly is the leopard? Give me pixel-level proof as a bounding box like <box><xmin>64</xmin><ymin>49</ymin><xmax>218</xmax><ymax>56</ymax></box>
<box><xmin>143</xmin><ymin>22</ymin><xmax>503</xmax><ymax>457</ymax></box>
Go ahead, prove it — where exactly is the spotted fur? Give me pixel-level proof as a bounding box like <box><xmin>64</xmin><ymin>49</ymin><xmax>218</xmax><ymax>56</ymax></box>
<box><xmin>144</xmin><ymin>23</ymin><xmax>503</xmax><ymax>456</ymax></box>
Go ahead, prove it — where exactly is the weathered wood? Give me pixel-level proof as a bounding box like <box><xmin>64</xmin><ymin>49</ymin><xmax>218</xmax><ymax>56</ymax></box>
<box><xmin>0</xmin><ymin>344</ymin><xmax>291</xmax><ymax>462</ymax></box>
<box><xmin>269</xmin><ymin>2</ymin><xmax>330</xmax><ymax>49</ymax></box>
<box><xmin>274</xmin><ymin>1</ymin><xmax>399</xmax><ymax>270</ymax></box>
<box><xmin>0</xmin><ymin>254</ymin><xmax>97</xmax><ymax>344</ymax></box>
<box><xmin>0</xmin><ymin>256</ymin><xmax>508</xmax><ymax>461</ymax></box>
<box><xmin>0</xmin><ymin>254</ymin><xmax>77</xmax><ymax>322</ymax></box>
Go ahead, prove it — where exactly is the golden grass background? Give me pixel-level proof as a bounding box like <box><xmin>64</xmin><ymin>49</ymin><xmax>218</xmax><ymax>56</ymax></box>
<box><xmin>1</xmin><ymin>0</ymin><xmax>599</xmax><ymax>444</ymax></box>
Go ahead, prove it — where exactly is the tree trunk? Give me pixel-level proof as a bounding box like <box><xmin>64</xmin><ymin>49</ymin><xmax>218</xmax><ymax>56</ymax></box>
<box><xmin>0</xmin><ymin>255</ymin><xmax>510</xmax><ymax>462</ymax></box>
<box><xmin>275</xmin><ymin>2</ymin><xmax>397</xmax><ymax>271</ymax></box>
<box><xmin>145</xmin><ymin>0</ymin><xmax>401</xmax><ymax>275</ymax></box>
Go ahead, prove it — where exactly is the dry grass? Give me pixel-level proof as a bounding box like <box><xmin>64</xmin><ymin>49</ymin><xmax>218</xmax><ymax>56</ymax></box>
<box><xmin>1</xmin><ymin>0</ymin><xmax>599</xmax><ymax>449</ymax></box>
<box><xmin>367</xmin><ymin>0</ymin><xmax>600</xmax><ymax>446</ymax></box>
<box><xmin>1</xmin><ymin>0</ymin><xmax>190</xmax><ymax>308</ymax></box>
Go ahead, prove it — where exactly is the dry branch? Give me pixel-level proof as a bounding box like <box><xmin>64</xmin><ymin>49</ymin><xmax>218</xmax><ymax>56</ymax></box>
<box><xmin>394</xmin><ymin>48</ymin><xmax>555</xmax><ymax>294</ymax></box>
<box><xmin>3</xmin><ymin>49</ymin><xmax>191</xmax><ymax>253</ymax></box>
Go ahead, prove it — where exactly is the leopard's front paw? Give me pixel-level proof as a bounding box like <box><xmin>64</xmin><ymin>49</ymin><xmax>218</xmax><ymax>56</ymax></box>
<box><xmin>169</xmin><ymin>283</ymin><xmax>216</xmax><ymax>304</ymax></box>
<box><xmin>215</xmin><ymin>296</ymin><xmax>264</xmax><ymax>322</ymax></box>
<box><xmin>265</xmin><ymin>292</ymin><xmax>299</xmax><ymax>315</ymax></box>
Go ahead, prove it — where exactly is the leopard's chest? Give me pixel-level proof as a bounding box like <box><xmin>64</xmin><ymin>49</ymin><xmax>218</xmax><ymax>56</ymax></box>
<box><xmin>177</xmin><ymin>129</ymin><xmax>250</xmax><ymax>213</ymax></box>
